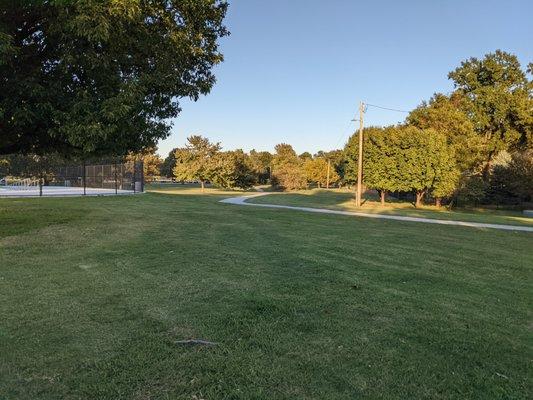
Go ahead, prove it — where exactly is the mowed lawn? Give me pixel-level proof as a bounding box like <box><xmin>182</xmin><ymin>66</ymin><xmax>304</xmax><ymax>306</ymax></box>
<box><xmin>248</xmin><ymin>188</ymin><xmax>533</xmax><ymax>227</ymax></box>
<box><xmin>1</xmin><ymin>186</ymin><xmax>532</xmax><ymax>399</ymax></box>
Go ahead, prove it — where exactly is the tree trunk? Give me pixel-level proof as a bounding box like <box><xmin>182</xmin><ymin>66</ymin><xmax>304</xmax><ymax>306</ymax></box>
<box><xmin>435</xmin><ymin>197</ymin><xmax>441</xmax><ymax>207</ymax></box>
<box><xmin>326</xmin><ymin>160</ymin><xmax>331</xmax><ymax>189</ymax></box>
<box><xmin>482</xmin><ymin>150</ymin><xmax>495</xmax><ymax>180</ymax></box>
<box><xmin>415</xmin><ymin>190</ymin><xmax>424</xmax><ymax>208</ymax></box>
<box><xmin>380</xmin><ymin>190</ymin><xmax>386</xmax><ymax>206</ymax></box>
<box><xmin>200</xmin><ymin>180</ymin><xmax>205</xmax><ymax>192</ymax></box>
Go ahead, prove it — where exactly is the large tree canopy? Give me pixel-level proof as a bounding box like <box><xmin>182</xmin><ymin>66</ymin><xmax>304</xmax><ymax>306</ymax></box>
<box><xmin>211</xmin><ymin>149</ymin><xmax>256</xmax><ymax>190</ymax></box>
<box><xmin>303</xmin><ymin>157</ymin><xmax>339</xmax><ymax>188</ymax></box>
<box><xmin>173</xmin><ymin>135</ymin><xmax>220</xmax><ymax>190</ymax></box>
<box><xmin>447</xmin><ymin>50</ymin><xmax>532</xmax><ymax>169</ymax></box>
<box><xmin>248</xmin><ymin>149</ymin><xmax>272</xmax><ymax>184</ymax></box>
<box><xmin>0</xmin><ymin>0</ymin><xmax>228</xmax><ymax>156</ymax></box>
<box><xmin>344</xmin><ymin>126</ymin><xmax>459</xmax><ymax>207</ymax></box>
<box><xmin>407</xmin><ymin>93</ymin><xmax>485</xmax><ymax>172</ymax></box>
<box><xmin>271</xmin><ymin>143</ymin><xmax>307</xmax><ymax>190</ymax></box>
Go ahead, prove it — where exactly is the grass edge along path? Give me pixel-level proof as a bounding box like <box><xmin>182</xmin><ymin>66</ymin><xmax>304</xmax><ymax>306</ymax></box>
<box><xmin>221</xmin><ymin>193</ymin><xmax>533</xmax><ymax>232</ymax></box>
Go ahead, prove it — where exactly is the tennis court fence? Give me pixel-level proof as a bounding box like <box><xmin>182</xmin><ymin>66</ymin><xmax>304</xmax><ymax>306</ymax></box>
<box><xmin>0</xmin><ymin>155</ymin><xmax>144</xmax><ymax>197</ymax></box>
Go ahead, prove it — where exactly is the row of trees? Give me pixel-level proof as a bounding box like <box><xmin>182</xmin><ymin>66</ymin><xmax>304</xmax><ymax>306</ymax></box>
<box><xmin>269</xmin><ymin>144</ymin><xmax>341</xmax><ymax>190</ymax></box>
<box><xmin>158</xmin><ymin>136</ymin><xmax>340</xmax><ymax>191</ymax></box>
<box><xmin>344</xmin><ymin>126</ymin><xmax>459</xmax><ymax>207</ymax></box>
<box><xmin>172</xmin><ymin>136</ymin><xmax>254</xmax><ymax>190</ymax></box>
<box><xmin>342</xmin><ymin>50</ymin><xmax>532</xmax><ymax>207</ymax></box>
<box><xmin>119</xmin><ymin>51</ymin><xmax>533</xmax><ymax>207</ymax></box>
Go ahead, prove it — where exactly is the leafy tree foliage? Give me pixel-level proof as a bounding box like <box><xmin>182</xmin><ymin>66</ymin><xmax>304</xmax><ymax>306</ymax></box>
<box><xmin>126</xmin><ymin>147</ymin><xmax>162</xmax><ymax>182</ymax></box>
<box><xmin>299</xmin><ymin>152</ymin><xmax>313</xmax><ymax>161</ymax></box>
<box><xmin>430</xmin><ymin>150</ymin><xmax>461</xmax><ymax>206</ymax></box>
<box><xmin>273</xmin><ymin>143</ymin><xmax>298</xmax><ymax>163</ymax></box>
<box><xmin>171</xmin><ymin>138</ymin><xmax>256</xmax><ymax>190</ymax></box>
<box><xmin>303</xmin><ymin>157</ymin><xmax>339</xmax><ymax>188</ymax></box>
<box><xmin>344</xmin><ymin>127</ymin><xmax>387</xmax><ymax>184</ymax></box>
<box><xmin>365</xmin><ymin>127</ymin><xmax>403</xmax><ymax>204</ymax></box>
<box><xmin>344</xmin><ymin>126</ymin><xmax>459</xmax><ymax>206</ymax></box>
<box><xmin>272</xmin><ymin>164</ymin><xmax>307</xmax><ymax>190</ymax></box>
<box><xmin>486</xmin><ymin>150</ymin><xmax>533</xmax><ymax>205</ymax></box>
<box><xmin>403</xmin><ymin>51</ymin><xmax>532</xmax><ymax>206</ymax></box>
<box><xmin>0</xmin><ymin>153</ymin><xmax>66</xmax><ymax>182</ymax></box>
<box><xmin>396</xmin><ymin>127</ymin><xmax>459</xmax><ymax>207</ymax></box>
<box><xmin>211</xmin><ymin>150</ymin><xmax>255</xmax><ymax>189</ymax></box>
<box><xmin>325</xmin><ymin>150</ymin><xmax>346</xmax><ymax>184</ymax></box>
<box><xmin>407</xmin><ymin>93</ymin><xmax>485</xmax><ymax>172</ymax></box>
<box><xmin>160</xmin><ymin>148</ymin><xmax>179</xmax><ymax>178</ymax></box>
<box><xmin>0</xmin><ymin>0</ymin><xmax>228</xmax><ymax>156</ymax></box>
<box><xmin>455</xmin><ymin>174</ymin><xmax>488</xmax><ymax>207</ymax></box>
<box><xmin>448</xmin><ymin>50</ymin><xmax>532</xmax><ymax>172</ymax></box>
<box><xmin>272</xmin><ymin>143</ymin><xmax>306</xmax><ymax>190</ymax></box>
<box><xmin>345</xmin><ymin>51</ymin><xmax>531</xmax><ymax>208</ymax></box>
<box><xmin>314</xmin><ymin>150</ymin><xmax>345</xmax><ymax>185</ymax></box>
<box><xmin>173</xmin><ymin>136</ymin><xmax>220</xmax><ymax>190</ymax></box>
<box><xmin>248</xmin><ymin>150</ymin><xmax>272</xmax><ymax>184</ymax></box>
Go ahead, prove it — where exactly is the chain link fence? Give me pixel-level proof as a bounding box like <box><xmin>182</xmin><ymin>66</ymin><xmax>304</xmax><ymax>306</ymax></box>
<box><xmin>0</xmin><ymin>155</ymin><xmax>144</xmax><ymax>197</ymax></box>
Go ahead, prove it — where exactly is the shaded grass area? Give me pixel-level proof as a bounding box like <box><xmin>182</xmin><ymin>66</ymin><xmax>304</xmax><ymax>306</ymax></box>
<box><xmin>1</xmin><ymin>185</ymin><xmax>532</xmax><ymax>399</ymax></box>
<box><xmin>248</xmin><ymin>188</ymin><xmax>533</xmax><ymax>227</ymax></box>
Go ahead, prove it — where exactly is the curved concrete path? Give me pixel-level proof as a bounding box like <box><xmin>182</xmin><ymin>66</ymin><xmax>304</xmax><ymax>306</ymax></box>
<box><xmin>220</xmin><ymin>193</ymin><xmax>533</xmax><ymax>233</ymax></box>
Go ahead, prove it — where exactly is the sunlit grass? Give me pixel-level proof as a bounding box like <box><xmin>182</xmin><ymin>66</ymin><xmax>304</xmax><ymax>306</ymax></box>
<box><xmin>1</xmin><ymin>187</ymin><xmax>531</xmax><ymax>399</ymax></box>
<box><xmin>146</xmin><ymin>182</ymin><xmax>248</xmax><ymax>196</ymax></box>
<box><xmin>248</xmin><ymin>188</ymin><xmax>533</xmax><ymax>226</ymax></box>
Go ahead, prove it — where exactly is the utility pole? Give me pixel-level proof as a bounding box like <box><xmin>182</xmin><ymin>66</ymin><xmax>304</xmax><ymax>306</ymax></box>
<box><xmin>326</xmin><ymin>159</ymin><xmax>331</xmax><ymax>189</ymax></box>
<box><xmin>355</xmin><ymin>101</ymin><xmax>364</xmax><ymax>207</ymax></box>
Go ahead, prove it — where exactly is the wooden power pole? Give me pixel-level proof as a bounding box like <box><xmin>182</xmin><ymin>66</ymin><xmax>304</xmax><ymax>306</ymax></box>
<box><xmin>355</xmin><ymin>101</ymin><xmax>365</xmax><ymax>207</ymax></box>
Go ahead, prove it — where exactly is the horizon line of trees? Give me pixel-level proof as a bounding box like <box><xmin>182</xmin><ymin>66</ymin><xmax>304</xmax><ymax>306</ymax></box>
<box><xmin>157</xmin><ymin>50</ymin><xmax>532</xmax><ymax>208</ymax></box>
<box><xmin>155</xmin><ymin>131</ymin><xmax>530</xmax><ymax>209</ymax></box>
<box><xmin>2</xmin><ymin>46</ymin><xmax>531</xmax><ymax>208</ymax></box>
<box><xmin>157</xmin><ymin>136</ymin><xmax>341</xmax><ymax>192</ymax></box>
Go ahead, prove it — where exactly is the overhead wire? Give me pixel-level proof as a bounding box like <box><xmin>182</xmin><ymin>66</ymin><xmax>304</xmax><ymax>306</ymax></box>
<box><xmin>331</xmin><ymin>102</ymin><xmax>410</xmax><ymax>150</ymax></box>
<box><xmin>364</xmin><ymin>103</ymin><xmax>410</xmax><ymax>113</ymax></box>
<box><xmin>333</xmin><ymin>119</ymin><xmax>356</xmax><ymax>149</ymax></box>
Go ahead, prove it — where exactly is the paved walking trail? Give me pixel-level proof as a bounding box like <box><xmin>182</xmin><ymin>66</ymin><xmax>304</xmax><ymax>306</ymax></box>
<box><xmin>220</xmin><ymin>193</ymin><xmax>533</xmax><ymax>232</ymax></box>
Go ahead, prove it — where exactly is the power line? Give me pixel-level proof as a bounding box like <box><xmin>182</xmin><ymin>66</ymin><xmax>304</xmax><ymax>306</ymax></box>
<box><xmin>333</xmin><ymin>119</ymin><xmax>356</xmax><ymax>149</ymax></box>
<box><xmin>365</xmin><ymin>103</ymin><xmax>410</xmax><ymax>113</ymax></box>
<box><xmin>332</xmin><ymin>102</ymin><xmax>410</xmax><ymax>151</ymax></box>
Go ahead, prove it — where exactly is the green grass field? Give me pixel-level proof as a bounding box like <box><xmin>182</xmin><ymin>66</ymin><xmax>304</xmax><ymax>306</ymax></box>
<box><xmin>1</xmin><ymin>186</ymin><xmax>532</xmax><ymax>399</ymax></box>
<box><xmin>248</xmin><ymin>188</ymin><xmax>533</xmax><ymax>227</ymax></box>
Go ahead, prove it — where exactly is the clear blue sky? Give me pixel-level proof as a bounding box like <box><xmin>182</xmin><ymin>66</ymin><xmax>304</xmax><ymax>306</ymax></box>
<box><xmin>158</xmin><ymin>0</ymin><xmax>533</xmax><ymax>157</ymax></box>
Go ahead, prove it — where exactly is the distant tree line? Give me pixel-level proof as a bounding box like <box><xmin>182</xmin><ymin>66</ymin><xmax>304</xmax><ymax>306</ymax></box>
<box><xmin>159</xmin><ymin>136</ymin><xmax>341</xmax><ymax>191</ymax></box>
<box><xmin>160</xmin><ymin>51</ymin><xmax>532</xmax><ymax>208</ymax></box>
<box><xmin>2</xmin><ymin>28</ymin><xmax>530</xmax><ymax>209</ymax></box>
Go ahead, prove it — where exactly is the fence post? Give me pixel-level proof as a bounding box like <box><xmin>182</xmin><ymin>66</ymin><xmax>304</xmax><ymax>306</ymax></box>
<box><xmin>38</xmin><ymin>158</ymin><xmax>43</xmax><ymax>197</ymax></box>
<box><xmin>114</xmin><ymin>161</ymin><xmax>118</xmax><ymax>194</ymax></box>
<box><xmin>133</xmin><ymin>161</ymin><xmax>136</xmax><ymax>193</ymax></box>
<box><xmin>141</xmin><ymin>160</ymin><xmax>144</xmax><ymax>192</ymax></box>
<box><xmin>82</xmin><ymin>160</ymin><xmax>86</xmax><ymax>195</ymax></box>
